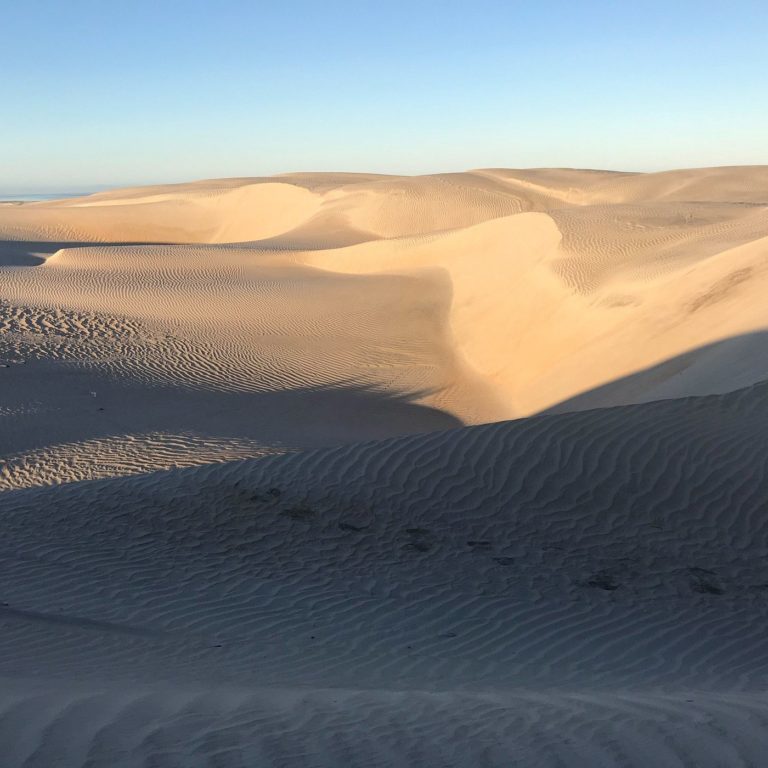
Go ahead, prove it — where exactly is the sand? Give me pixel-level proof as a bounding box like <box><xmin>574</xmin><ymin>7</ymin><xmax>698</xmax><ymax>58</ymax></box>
<box><xmin>1</xmin><ymin>166</ymin><xmax>768</xmax><ymax>765</ymax></box>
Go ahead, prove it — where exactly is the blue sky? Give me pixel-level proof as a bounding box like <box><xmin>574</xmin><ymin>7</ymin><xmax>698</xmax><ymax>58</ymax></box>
<box><xmin>1</xmin><ymin>0</ymin><xmax>766</xmax><ymax>189</ymax></box>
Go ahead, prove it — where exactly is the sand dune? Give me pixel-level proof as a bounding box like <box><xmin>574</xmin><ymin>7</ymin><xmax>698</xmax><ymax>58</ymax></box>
<box><xmin>2</xmin><ymin>166</ymin><xmax>768</xmax><ymax>765</ymax></box>
<box><xmin>2</xmin><ymin>384</ymin><xmax>768</xmax><ymax>764</ymax></box>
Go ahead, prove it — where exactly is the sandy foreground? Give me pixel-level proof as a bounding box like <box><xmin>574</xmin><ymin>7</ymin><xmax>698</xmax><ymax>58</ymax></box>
<box><xmin>1</xmin><ymin>167</ymin><xmax>768</xmax><ymax>765</ymax></box>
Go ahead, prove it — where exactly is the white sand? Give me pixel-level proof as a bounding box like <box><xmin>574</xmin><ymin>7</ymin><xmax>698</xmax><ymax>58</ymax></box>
<box><xmin>1</xmin><ymin>167</ymin><xmax>768</xmax><ymax>765</ymax></box>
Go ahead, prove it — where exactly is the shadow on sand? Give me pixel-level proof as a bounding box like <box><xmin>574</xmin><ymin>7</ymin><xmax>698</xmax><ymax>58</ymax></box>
<box><xmin>0</xmin><ymin>365</ymin><xmax>464</xmax><ymax>461</ymax></box>
<box><xmin>0</xmin><ymin>240</ymin><xmax>176</xmax><ymax>267</ymax></box>
<box><xmin>542</xmin><ymin>331</ymin><xmax>768</xmax><ymax>416</ymax></box>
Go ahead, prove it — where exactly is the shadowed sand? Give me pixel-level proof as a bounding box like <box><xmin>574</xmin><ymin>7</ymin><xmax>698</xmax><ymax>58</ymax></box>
<box><xmin>1</xmin><ymin>167</ymin><xmax>768</xmax><ymax>765</ymax></box>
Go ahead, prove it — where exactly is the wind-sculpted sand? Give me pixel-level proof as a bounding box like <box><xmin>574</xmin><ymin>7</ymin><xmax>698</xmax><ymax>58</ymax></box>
<box><xmin>1</xmin><ymin>167</ymin><xmax>768</xmax><ymax>765</ymax></box>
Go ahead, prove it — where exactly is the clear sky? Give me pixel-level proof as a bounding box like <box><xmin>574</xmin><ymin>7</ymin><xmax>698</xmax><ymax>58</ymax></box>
<box><xmin>2</xmin><ymin>0</ymin><xmax>766</xmax><ymax>189</ymax></box>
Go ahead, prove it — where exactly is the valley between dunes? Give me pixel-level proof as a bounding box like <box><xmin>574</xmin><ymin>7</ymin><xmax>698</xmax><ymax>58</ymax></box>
<box><xmin>1</xmin><ymin>167</ymin><xmax>768</xmax><ymax>766</ymax></box>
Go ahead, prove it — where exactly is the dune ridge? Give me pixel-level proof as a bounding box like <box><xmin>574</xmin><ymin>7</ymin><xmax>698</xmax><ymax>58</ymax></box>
<box><xmin>2</xmin><ymin>166</ymin><xmax>768</xmax><ymax>765</ymax></box>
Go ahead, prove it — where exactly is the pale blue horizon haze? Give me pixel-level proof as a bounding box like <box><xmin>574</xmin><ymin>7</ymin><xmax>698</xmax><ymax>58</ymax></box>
<box><xmin>1</xmin><ymin>0</ymin><xmax>767</xmax><ymax>191</ymax></box>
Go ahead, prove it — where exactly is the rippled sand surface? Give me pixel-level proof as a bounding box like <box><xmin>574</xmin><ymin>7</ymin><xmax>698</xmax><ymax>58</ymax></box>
<box><xmin>2</xmin><ymin>167</ymin><xmax>768</xmax><ymax>766</ymax></box>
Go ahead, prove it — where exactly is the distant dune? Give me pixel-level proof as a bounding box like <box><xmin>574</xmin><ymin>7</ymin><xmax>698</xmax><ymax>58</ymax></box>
<box><xmin>1</xmin><ymin>167</ymin><xmax>768</xmax><ymax>765</ymax></box>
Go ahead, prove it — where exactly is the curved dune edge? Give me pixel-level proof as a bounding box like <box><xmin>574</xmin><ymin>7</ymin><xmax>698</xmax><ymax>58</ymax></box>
<box><xmin>1</xmin><ymin>167</ymin><xmax>768</xmax><ymax>491</ymax></box>
<box><xmin>303</xmin><ymin>212</ymin><xmax>768</xmax><ymax>415</ymax></box>
<box><xmin>2</xmin><ymin>167</ymin><xmax>768</xmax><ymax>410</ymax></box>
<box><xmin>2</xmin><ymin>383</ymin><xmax>768</xmax><ymax>764</ymax></box>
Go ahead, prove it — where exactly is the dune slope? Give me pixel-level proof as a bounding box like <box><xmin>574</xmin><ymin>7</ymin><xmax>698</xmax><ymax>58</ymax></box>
<box><xmin>2</xmin><ymin>167</ymin><xmax>768</xmax><ymax>488</ymax></box>
<box><xmin>2</xmin><ymin>383</ymin><xmax>768</xmax><ymax>764</ymax></box>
